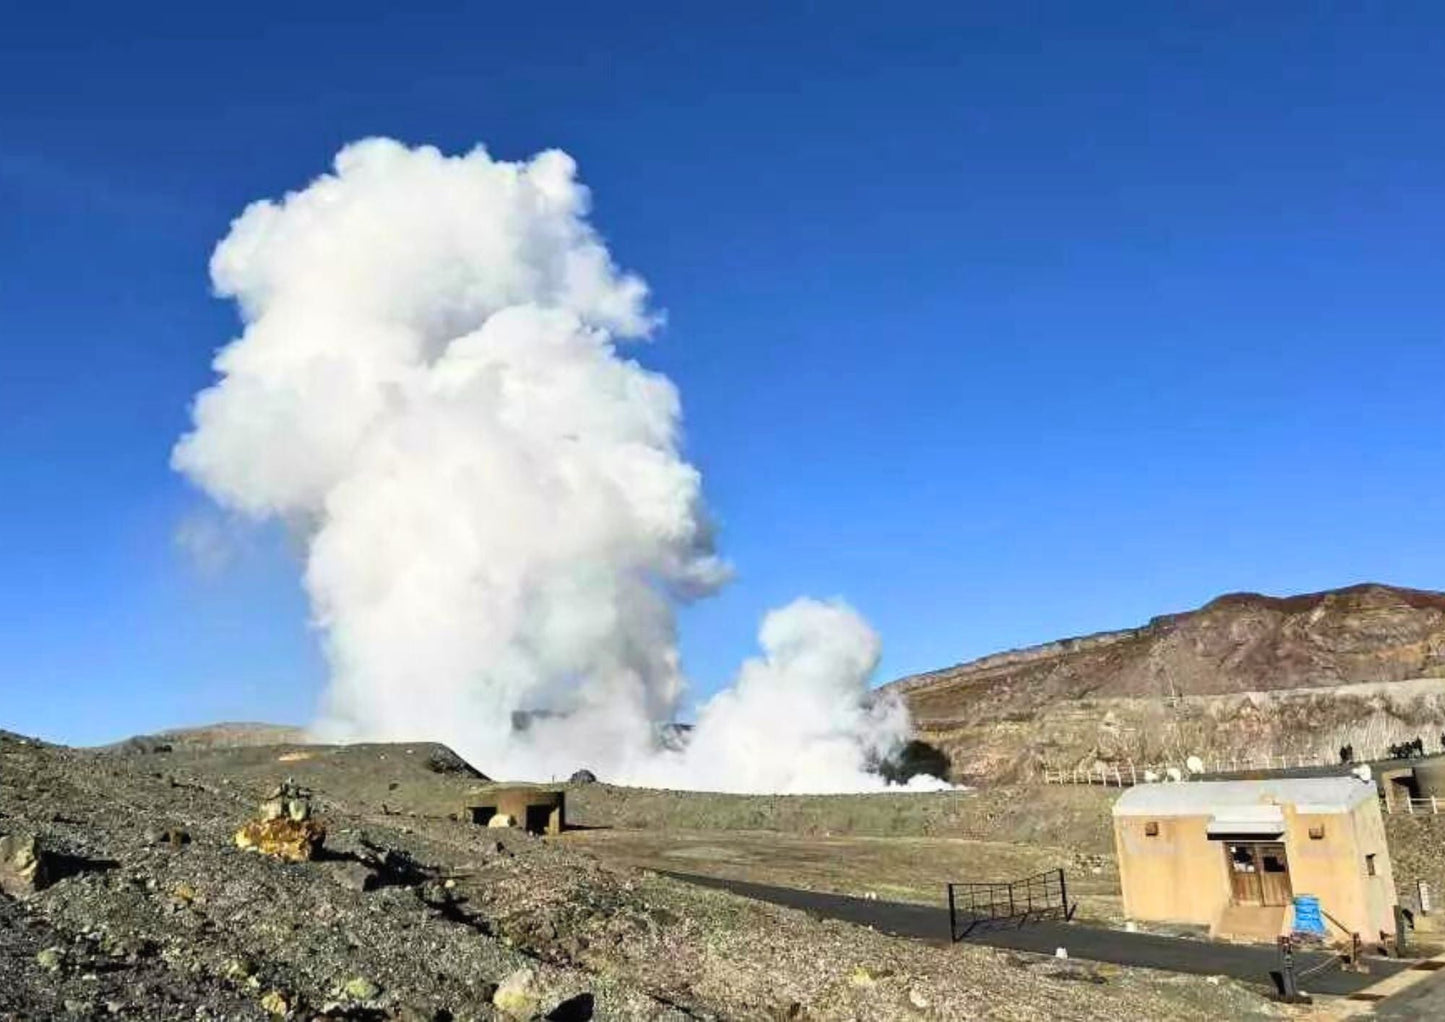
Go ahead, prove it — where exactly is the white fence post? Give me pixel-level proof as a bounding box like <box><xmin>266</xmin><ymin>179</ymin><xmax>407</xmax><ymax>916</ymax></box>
<box><xmin>1433</xmin><ymin>796</ymin><xmax>1439</xmax><ymax>816</ymax></box>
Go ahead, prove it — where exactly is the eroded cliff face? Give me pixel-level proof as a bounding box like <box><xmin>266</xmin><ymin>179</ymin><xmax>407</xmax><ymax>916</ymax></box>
<box><xmin>889</xmin><ymin>584</ymin><xmax>1445</xmax><ymax>781</ymax></box>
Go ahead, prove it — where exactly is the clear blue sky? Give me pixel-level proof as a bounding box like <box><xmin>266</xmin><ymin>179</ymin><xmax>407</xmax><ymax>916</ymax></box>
<box><xmin>4</xmin><ymin>2</ymin><xmax>1444</xmax><ymax>745</ymax></box>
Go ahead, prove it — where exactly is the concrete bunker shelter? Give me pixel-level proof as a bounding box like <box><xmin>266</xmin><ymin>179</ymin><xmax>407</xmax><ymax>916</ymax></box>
<box><xmin>460</xmin><ymin>787</ymin><xmax>565</xmax><ymax>835</ymax></box>
<box><xmin>1113</xmin><ymin>777</ymin><xmax>1396</xmax><ymax>942</ymax></box>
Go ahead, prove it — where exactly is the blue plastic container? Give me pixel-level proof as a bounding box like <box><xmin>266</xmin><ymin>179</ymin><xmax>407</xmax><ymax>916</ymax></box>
<box><xmin>1293</xmin><ymin>894</ymin><xmax>1326</xmax><ymax>936</ymax></box>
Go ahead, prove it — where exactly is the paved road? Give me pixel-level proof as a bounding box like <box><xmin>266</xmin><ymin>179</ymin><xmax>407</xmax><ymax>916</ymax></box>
<box><xmin>664</xmin><ymin>871</ymin><xmax>1407</xmax><ymax>997</ymax></box>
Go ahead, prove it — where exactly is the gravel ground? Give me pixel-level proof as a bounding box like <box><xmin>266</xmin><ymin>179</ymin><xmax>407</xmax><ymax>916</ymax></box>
<box><xmin>1</xmin><ymin>731</ymin><xmax>1289</xmax><ymax>1020</ymax></box>
<box><xmin>565</xmin><ymin>782</ymin><xmax>1118</xmax><ymax>850</ymax></box>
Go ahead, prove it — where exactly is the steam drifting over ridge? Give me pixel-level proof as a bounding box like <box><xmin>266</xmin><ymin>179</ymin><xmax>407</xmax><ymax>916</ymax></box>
<box><xmin>174</xmin><ymin>138</ymin><xmax>929</xmax><ymax>792</ymax></box>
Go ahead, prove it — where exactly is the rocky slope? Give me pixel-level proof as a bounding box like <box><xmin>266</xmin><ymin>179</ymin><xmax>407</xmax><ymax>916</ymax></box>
<box><xmin>887</xmin><ymin>584</ymin><xmax>1445</xmax><ymax>780</ymax></box>
<box><xmin>103</xmin><ymin>723</ymin><xmax>311</xmax><ymax>753</ymax></box>
<box><xmin>0</xmin><ymin>731</ymin><xmax>1276</xmax><ymax>1021</ymax></box>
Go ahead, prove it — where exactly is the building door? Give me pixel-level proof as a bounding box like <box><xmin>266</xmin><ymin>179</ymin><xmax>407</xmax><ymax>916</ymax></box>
<box><xmin>1256</xmin><ymin>844</ymin><xmax>1293</xmax><ymax>906</ymax></box>
<box><xmin>1227</xmin><ymin>843</ymin><xmax>1263</xmax><ymax>904</ymax></box>
<box><xmin>1226</xmin><ymin>842</ymin><xmax>1293</xmax><ymax>907</ymax></box>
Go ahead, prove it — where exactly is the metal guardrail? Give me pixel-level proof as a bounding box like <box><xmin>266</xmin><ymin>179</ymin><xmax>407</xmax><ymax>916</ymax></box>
<box><xmin>946</xmin><ymin>868</ymin><xmax>1075</xmax><ymax>940</ymax></box>
<box><xmin>1043</xmin><ymin>743</ymin><xmax>1445</xmax><ymax>788</ymax></box>
<box><xmin>1041</xmin><ymin>754</ymin><xmax>1333</xmax><ymax>787</ymax></box>
<box><xmin>1382</xmin><ymin>795</ymin><xmax>1445</xmax><ymax>815</ymax></box>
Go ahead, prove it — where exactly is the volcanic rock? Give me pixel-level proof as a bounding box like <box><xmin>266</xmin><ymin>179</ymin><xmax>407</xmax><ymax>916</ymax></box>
<box><xmin>235</xmin><ymin>779</ymin><xmax>325</xmax><ymax>861</ymax></box>
<box><xmin>0</xmin><ymin>832</ymin><xmax>52</xmax><ymax>895</ymax></box>
<box><xmin>492</xmin><ymin>966</ymin><xmax>540</xmax><ymax>1016</ymax></box>
<box><xmin>234</xmin><ymin>817</ymin><xmax>326</xmax><ymax>862</ymax></box>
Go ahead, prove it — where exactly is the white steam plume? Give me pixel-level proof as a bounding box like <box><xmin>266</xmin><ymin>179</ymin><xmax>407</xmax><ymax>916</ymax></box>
<box><xmin>173</xmin><ymin>138</ymin><xmax>934</xmax><ymax>793</ymax></box>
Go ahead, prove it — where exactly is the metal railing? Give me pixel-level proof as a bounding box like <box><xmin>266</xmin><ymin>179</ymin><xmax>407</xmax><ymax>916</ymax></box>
<box><xmin>1042</xmin><ymin>744</ymin><xmax>1445</xmax><ymax>788</ymax></box>
<box><xmin>1381</xmin><ymin>795</ymin><xmax>1445</xmax><ymax>815</ymax></box>
<box><xmin>946</xmin><ymin>868</ymin><xmax>1075</xmax><ymax>940</ymax></box>
<box><xmin>1040</xmin><ymin>754</ymin><xmax>1331</xmax><ymax>787</ymax></box>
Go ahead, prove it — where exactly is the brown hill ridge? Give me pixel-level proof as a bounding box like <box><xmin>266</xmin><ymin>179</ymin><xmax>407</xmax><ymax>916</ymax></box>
<box><xmin>887</xmin><ymin>583</ymin><xmax>1445</xmax><ymax>780</ymax></box>
<box><xmin>892</xmin><ymin>583</ymin><xmax>1445</xmax><ymax>704</ymax></box>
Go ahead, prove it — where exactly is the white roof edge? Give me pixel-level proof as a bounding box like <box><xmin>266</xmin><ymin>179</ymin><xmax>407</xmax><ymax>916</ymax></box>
<box><xmin>1112</xmin><ymin>777</ymin><xmax>1376</xmax><ymax>817</ymax></box>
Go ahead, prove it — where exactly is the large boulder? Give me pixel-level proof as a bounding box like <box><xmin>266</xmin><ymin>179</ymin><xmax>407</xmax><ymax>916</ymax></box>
<box><xmin>0</xmin><ymin>833</ymin><xmax>53</xmax><ymax>896</ymax></box>
<box><xmin>234</xmin><ymin>818</ymin><xmax>327</xmax><ymax>862</ymax></box>
<box><xmin>234</xmin><ymin>779</ymin><xmax>325</xmax><ymax>862</ymax></box>
<box><xmin>492</xmin><ymin>967</ymin><xmax>540</xmax><ymax>1016</ymax></box>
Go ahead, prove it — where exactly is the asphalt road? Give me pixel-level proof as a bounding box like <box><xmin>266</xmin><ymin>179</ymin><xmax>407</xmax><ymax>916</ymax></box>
<box><xmin>664</xmin><ymin>871</ymin><xmax>1408</xmax><ymax>998</ymax></box>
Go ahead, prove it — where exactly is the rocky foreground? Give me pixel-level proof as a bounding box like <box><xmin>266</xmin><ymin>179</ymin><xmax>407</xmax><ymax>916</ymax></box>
<box><xmin>0</xmin><ymin>729</ymin><xmax>1280</xmax><ymax>1021</ymax></box>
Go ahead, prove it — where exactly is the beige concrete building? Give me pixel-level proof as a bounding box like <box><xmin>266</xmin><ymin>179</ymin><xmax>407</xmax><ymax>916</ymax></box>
<box><xmin>1113</xmin><ymin>777</ymin><xmax>1396</xmax><ymax>942</ymax></box>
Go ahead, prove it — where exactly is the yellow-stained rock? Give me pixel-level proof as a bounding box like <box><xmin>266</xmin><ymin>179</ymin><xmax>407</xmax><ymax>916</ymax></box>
<box><xmin>259</xmin><ymin>989</ymin><xmax>289</xmax><ymax>1016</ymax></box>
<box><xmin>234</xmin><ymin>817</ymin><xmax>326</xmax><ymax>862</ymax></box>
<box><xmin>492</xmin><ymin>967</ymin><xmax>539</xmax><ymax>1016</ymax></box>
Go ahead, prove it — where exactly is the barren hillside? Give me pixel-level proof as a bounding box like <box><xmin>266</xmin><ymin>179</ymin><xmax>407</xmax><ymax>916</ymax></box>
<box><xmin>888</xmin><ymin>584</ymin><xmax>1445</xmax><ymax>780</ymax></box>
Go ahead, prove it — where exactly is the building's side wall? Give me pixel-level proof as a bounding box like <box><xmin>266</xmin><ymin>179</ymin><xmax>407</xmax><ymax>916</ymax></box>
<box><xmin>1287</xmin><ymin>801</ymin><xmax>1396</xmax><ymax>940</ymax></box>
<box><xmin>1285</xmin><ymin>806</ymin><xmax>1372</xmax><ymax>937</ymax></box>
<box><xmin>1115</xmin><ymin>813</ymin><xmax>1229</xmax><ymax>926</ymax></box>
<box><xmin>1354</xmin><ymin>799</ymin><xmax>1398</xmax><ymax>938</ymax></box>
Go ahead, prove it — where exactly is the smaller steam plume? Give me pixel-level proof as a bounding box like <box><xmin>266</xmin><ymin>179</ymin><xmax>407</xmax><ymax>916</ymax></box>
<box><xmin>173</xmin><ymin>138</ymin><xmax>944</xmax><ymax>793</ymax></box>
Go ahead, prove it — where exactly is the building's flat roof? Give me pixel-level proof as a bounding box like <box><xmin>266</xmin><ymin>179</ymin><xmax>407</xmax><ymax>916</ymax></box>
<box><xmin>1113</xmin><ymin>776</ymin><xmax>1376</xmax><ymax>817</ymax></box>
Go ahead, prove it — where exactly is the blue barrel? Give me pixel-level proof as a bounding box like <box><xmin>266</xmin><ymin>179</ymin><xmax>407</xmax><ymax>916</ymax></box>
<box><xmin>1293</xmin><ymin>894</ymin><xmax>1326</xmax><ymax>936</ymax></box>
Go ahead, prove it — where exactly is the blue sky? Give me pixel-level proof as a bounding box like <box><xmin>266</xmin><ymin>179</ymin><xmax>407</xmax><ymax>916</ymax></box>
<box><xmin>3</xmin><ymin>2</ymin><xmax>1445</xmax><ymax>745</ymax></box>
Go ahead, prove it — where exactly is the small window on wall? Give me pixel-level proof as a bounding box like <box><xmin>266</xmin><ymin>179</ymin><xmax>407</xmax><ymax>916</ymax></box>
<box><xmin>1308</xmin><ymin>824</ymin><xmax>1325</xmax><ymax>840</ymax></box>
<box><xmin>1144</xmin><ymin>821</ymin><xmax>1159</xmax><ymax>836</ymax></box>
<box><xmin>1366</xmin><ymin>854</ymin><xmax>1378</xmax><ymax>877</ymax></box>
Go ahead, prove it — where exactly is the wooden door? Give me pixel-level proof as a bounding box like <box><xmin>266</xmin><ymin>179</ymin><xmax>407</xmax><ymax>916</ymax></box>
<box><xmin>1227</xmin><ymin>843</ymin><xmax>1263</xmax><ymax>904</ymax></box>
<box><xmin>1226</xmin><ymin>842</ymin><xmax>1293</xmax><ymax>906</ymax></box>
<box><xmin>1256</xmin><ymin>843</ymin><xmax>1293</xmax><ymax>906</ymax></box>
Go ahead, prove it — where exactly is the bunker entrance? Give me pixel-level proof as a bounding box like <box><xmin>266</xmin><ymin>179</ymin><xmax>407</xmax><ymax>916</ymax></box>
<box><xmin>525</xmin><ymin>804</ymin><xmax>553</xmax><ymax>834</ymax></box>
<box><xmin>459</xmin><ymin>787</ymin><xmax>565</xmax><ymax>836</ymax></box>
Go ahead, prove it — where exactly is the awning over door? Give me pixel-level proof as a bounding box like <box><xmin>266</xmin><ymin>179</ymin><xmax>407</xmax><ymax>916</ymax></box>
<box><xmin>1205</xmin><ymin>805</ymin><xmax>1285</xmax><ymax>839</ymax></box>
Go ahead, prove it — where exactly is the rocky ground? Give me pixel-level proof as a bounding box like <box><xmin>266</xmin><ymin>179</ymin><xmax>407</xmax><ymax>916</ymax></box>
<box><xmin>566</xmin><ymin>782</ymin><xmax>1116</xmax><ymax>851</ymax></box>
<box><xmin>0</xmin><ymin>730</ymin><xmax>1288</xmax><ymax>1021</ymax></box>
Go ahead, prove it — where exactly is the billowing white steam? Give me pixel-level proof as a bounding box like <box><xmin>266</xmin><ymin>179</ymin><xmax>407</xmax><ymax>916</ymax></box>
<box><xmin>174</xmin><ymin>138</ymin><xmax>932</xmax><ymax>793</ymax></box>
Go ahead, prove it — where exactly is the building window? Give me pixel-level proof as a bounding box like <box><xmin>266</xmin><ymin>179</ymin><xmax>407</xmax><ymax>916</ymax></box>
<box><xmin>1144</xmin><ymin>821</ymin><xmax>1159</xmax><ymax>837</ymax></box>
<box><xmin>1308</xmin><ymin>824</ymin><xmax>1325</xmax><ymax>840</ymax></box>
<box><xmin>1366</xmin><ymin>854</ymin><xmax>1377</xmax><ymax>877</ymax></box>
